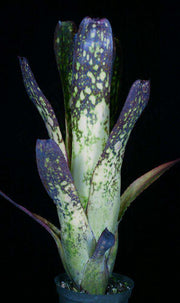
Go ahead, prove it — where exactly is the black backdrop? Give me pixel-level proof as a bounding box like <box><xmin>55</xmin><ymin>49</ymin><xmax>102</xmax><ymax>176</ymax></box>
<box><xmin>0</xmin><ymin>1</ymin><xmax>179</xmax><ymax>303</ymax></box>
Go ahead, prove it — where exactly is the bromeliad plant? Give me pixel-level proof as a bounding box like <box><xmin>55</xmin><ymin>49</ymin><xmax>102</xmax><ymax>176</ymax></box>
<box><xmin>1</xmin><ymin>17</ymin><xmax>179</xmax><ymax>295</ymax></box>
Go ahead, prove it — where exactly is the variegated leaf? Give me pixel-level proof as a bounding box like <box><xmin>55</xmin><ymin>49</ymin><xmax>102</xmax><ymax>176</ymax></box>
<box><xmin>81</xmin><ymin>228</ymin><xmax>115</xmax><ymax>294</ymax></box>
<box><xmin>19</xmin><ymin>57</ymin><xmax>67</xmax><ymax>161</ymax></box>
<box><xmin>54</xmin><ymin>21</ymin><xmax>77</xmax><ymax>162</ymax></box>
<box><xmin>87</xmin><ymin>80</ymin><xmax>150</xmax><ymax>240</ymax></box>
<box><xmin>118</xmin><ymin>158</ymin><xmax>180</xmax><ymax>221</ymax></box>
<box><xmin>36</xmin><ymin>139</ymin><xmax>95</xmax><ymax>286</ymax></box>
<box><xmin>71</xmin><ymin>17</ymin><xmax>114</xmax><ymax>209</ymax></box>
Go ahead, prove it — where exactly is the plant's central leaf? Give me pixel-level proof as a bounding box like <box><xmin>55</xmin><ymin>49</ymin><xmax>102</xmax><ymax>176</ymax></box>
<box><xmin>71</xmin><ymin>17</ymin><xmax>114</xmax><ymax>209</ymax></box>
<box><xmin>36</xmin><ymin>139</ymin><xmax>95</xmax><ymax>286</ymax></box>
<box><xmin>87</xmin><ymin>80</ymin><xmax>150</xmax><ymax>240</ymax></box>
<box><xmin>81</xmin><ymin>228</ymin><xmax>115</xmax><ymax>294</ymax></box>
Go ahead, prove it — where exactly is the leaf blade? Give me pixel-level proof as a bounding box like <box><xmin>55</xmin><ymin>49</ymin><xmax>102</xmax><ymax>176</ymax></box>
<box><xmin>87</xmin><ymin>80</ymin><xmax>150</xmax><ymax>240</ymax></box>
<box><xmin>36</xmin><ymin>139</ymin><xmax>95</xmax><ymax>286</ymax></box>
<box><xmin>54</xmin><ymin>21</ymin><xmax>77</xmax><ymax>162</ymax></box>
<box><xmin>0</xmin><ymin>190</ymin><xmax>59</xmax><ymax>235</ymax></box>
<box><xmin>81</xmin><ymin>228</ymin><xmax>115</xmax><ymax>294</ymax></box>
<box><xmin>71</xmin><ymin>17</ymin><xmax>114</xmax><ymax>209</ymax></box>
<box><xmin>118</xmin><ymin>158</ymin><xmax>180</xmax><ymax>220</ymax></box>
<box><xmin>0</xmin><ymin>190</ymin><xmax>69</xmax><ymax>268</ymax></box>
<box><xmin>19</xmin><ymin>57</ymin><xmax>67</xmax><ymax>160</ymax></box>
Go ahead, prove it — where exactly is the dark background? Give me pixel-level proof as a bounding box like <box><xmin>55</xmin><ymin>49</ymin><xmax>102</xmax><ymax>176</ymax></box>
<box><xmin>0</xmin><ymin>1</ymin><xmax>179</xmax><ymax>302</ymax></box>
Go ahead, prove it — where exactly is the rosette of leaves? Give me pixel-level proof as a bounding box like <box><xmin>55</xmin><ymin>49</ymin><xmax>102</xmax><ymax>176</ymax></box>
<box><xmin>1</xmin><ymin>17</ymin><xmax>179</xmax><ymax>295</ymax></box>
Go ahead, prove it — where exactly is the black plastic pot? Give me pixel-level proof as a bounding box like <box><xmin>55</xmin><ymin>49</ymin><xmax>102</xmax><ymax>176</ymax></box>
<box><xmin>55</xmin><ymin>273</ymin><xmax>134</xmax><ymax>303</ymax></box>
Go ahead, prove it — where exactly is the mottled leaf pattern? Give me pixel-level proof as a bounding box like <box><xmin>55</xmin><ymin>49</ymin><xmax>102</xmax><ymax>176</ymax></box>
<box><xmin>87</xmin><ymin>80</ymin><xmax>150</xmax><ymax>240</ymax></box>
<box><xmin>118</xmin><ymin>158</ymin><xmax>180</xmax><ymax>220</ymax></box>
<box><xmin>71</xmin><ymin>17</ymin><xmax>113</xmax><ymax>209</ymax></box>
<box><xmin>36</xmin><ymin>139</ymin><xmax>95</xmax><ymax>286</ymax></box>
<box><xmin>81</xmin><ymin>228</ymin><xmax>115</xmax><ymax>294</ymax></box>
<box><xmin>92</xmin><ymin>228</ymin><xmax>115</xmax><ymax>259</ymax></box>
<box><xmin>54</xmin><ymin>21</ymin><xmax>77</xmax><ymax>162</ymax></box>
<box><xmin>1</xmin><ymin>16</ymin><xmax>177</xmax><ymax>296</ymax></box>
<box><xmin>81</xmin><ymin>256</ymin><xmax>108</xmax><ymax>294</ymax></box>
<box><xmin>19</xmin><ymin>57</ymin><xmax>67</xmax><ymax>160</ymax></box>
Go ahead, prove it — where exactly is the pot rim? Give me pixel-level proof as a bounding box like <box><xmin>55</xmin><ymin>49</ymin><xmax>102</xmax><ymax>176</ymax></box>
<box><xmin>54</xmin><ymin>272</ymin><xmax>134</xmax><ymax>298</ymax></box>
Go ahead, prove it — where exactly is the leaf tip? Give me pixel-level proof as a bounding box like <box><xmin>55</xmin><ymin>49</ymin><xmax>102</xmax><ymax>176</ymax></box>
<box><xmin>92</xmin><ymin>228</ymin><xmax>115</xmax><ymax>258</ymax></box>
<box><xmin>18</xmin><ymin>56</ymin><xmax>28</xmax><ymax>66</ymax></box>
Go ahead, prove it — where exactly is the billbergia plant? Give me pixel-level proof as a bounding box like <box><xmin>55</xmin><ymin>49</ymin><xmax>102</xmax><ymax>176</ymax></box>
<box><xmin>0</xmin><ymin>17</ymin><xmax>179</xmax><ymax>295</ymax></box>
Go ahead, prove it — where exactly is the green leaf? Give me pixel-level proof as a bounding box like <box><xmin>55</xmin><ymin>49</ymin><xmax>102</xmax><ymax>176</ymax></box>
<box><xmin>70</xmin><ymin>17</ymin><xmax>114</xmax><ymax>209</ymax></box>
<box><xmin>118</xmin><ymin>158</ymin><xmax>180</xmax><ymax>221</ymax></box>
<box><xmin>54</xmin><ymin>21</ymin><xmax>77</xmax><ymax>163</ymax></box>
<box><xmin>19</xmin><ymin>57</ymin><xmax>67</xmax><ymax>161</ymax></box>
<box><xmin>36</xmin><ymin>139</ymin><xmax>95</xmax><ymax>287</ymax></box>
<box><xmin>81</xmin><ymin>256</ymin><xmax>108</xmax><ymax>294</ymax></box>
<box><xmin>0</xmin><ymin>190</ymin><xmax>70</xmax><ymax>275</ymax></box>
<box><xmin>87</xmin><ymin>80</ymin><xmax>150</xmax><ymax>240</ymax></box>
<box><xmin>81</xmin><ymin>228</ymin><xmax>115</xmax><ymax>294</ymax></box>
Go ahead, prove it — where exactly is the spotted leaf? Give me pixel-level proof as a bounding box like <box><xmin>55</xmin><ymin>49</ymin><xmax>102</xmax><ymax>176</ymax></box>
<box><xmin>36</xmin><ymin>139</ymin><xmax>95</xmax><ymax>287</ymax></box>
<box><xmin>87</xmin><ymin>80</ymin><xmax>150</xmax><ymax>240</ymax></box>
<box><xmin>118</xmin><ymin>158</ymin><xmax>180</xmax><ymax>221</ymax></box>
<box><xmin>54</xmin><ymin>21</ymin><xmax>77</xmax><ymax>162</ymax></box>
<box><xmin>19</xmin><ymin>57</ymin><xmax>67</xmax><ymax>160</ymax></box>
<box><xmin>71</xmin><ymin>17</ymin><xmax>114</xmax><ymax>209</ymax></box>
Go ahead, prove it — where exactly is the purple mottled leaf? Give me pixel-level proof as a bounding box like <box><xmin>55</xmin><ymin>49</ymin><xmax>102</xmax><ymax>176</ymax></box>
<box><xmin>105</xmin><ymin>80</ymin><xmax>150</xmax><ymax>160</ymax></box>
<box><xmin>54</xmin><ymin>21</ymin><xmax>77</xmax><ymax>163</ymax></box>
<box><xmin>92</xmin><ymin>228</ymin><xmax>115</xmax><ymax>259</ymax></box>
<box><xmin>36</xmin><ymin>138</ymin><xmax>74</xmax><ymax>205</ymax></box>
<box><xmin>71</xmin><ymin>17</ymin><xmax>114</xmax><ymax>209</ymax></box>
<box><xmin>19</xmin><ymin>57</ymin><xmax>67</xmax><ymax>160</ymax></box>
<box><xmin>36</xmin><ymin>138</ymin><xmax>95</xmax><ymax>286</ymax></box>
<box><xmin>118</xmin><ymin>158</ymin><xmax>180</xmax><ymax>220</ymax></box>
<box><xmin>88</xmin><ymin>80</ymin><xmax>150</xmax><ymax>240</ymax></box>
<box><xmin>54</xmin><ymin>20</ymin><xmax>76</xmax><ymax>82</ymax></box>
